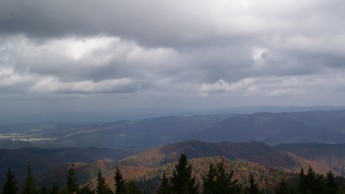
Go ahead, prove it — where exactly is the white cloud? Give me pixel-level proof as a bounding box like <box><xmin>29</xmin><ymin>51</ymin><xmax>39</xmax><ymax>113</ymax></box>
<box><xmin>30</xmin><ymin>77</ymin><xmax>138</xmax><ymax>94</ymax></box>
<box><xmin>1</xmin><ymin>0</ymin><xmax>345</xmax><ymax>113</ymax></box>
<box><xmin>0</xmin><ymin>66</ymin><xmax>32</xmax><ymax>87</ymax></box>
<box><xmin>199</xmin><ymin>73</ymin><xmax>345</xmax><ymax>97</ymax></box>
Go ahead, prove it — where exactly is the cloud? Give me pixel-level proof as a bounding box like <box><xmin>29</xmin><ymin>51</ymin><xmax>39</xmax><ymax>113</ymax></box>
<box><xmin>1</xmin><ymin>0</ymin><xmax>344</xmax><ymax>48</ymax></box>
<box><xmin>30</xmin><ymin>77</ymin><xmax>138</xmax><ymax>94</ymax></box>
<box><xmin>0</xmin><ymin>66</ymin><xmax>32</xmax><ymax>87</ymax></box>
<box><xmin>199</xmin><ymin>72</ymin><xmax>345</xmax><ymax>97</ymax></box>
<box><xmin>1</xmin><ymin>0</ymin><xmax>345</xmax><ymax>114</ymax></box>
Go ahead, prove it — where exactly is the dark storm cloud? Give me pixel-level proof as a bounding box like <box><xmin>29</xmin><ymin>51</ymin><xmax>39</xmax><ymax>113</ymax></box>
<box><xmin>0</xmin><ymin>0</ymin><xmax>345</xmax><ymax>109</ymax></box>
<box><xmin>0</xmin><ymin>0</ymin><xmax>215</xmax><ymax>47</ymax></box>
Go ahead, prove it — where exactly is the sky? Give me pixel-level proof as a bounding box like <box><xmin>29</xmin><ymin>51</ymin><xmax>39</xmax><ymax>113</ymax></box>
<box><xmin>1</xmin><ymin>0</ymin><xmax>345</xmax><ymax>122</ymax></box>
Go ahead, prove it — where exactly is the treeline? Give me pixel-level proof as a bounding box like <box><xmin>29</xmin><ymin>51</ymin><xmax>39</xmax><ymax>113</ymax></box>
<box><xmin>2</xmin><ymin>165</ymin><xmax>140</xmax><ymax>194</ymax></box>
<box><xmin>2</xmin><ymin>154</ymin><xmax>345</xmax><ymax>194</ymax></box>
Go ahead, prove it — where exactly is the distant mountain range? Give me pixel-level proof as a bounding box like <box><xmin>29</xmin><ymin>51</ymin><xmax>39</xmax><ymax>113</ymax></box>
<box><xmin>3</xmin><ymin>140</ymin><xmax>345</xmax><ymax>188</ymax></box>
<box><xmin>1</xmin><ymin>108</ymin><xmax>345</xmax><ymax>191</ymax></box>
<box><xmin>1</xmin><ymin>109</ymin><xmax>345</xmax><ymax>150</ymax></box>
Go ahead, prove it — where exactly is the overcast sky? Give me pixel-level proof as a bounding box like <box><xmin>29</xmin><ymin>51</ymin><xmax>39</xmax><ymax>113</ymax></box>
<box><xmin>1</xmin><ymin>0</ymin><xmax>345</xmax><ymax>122</ymax></box>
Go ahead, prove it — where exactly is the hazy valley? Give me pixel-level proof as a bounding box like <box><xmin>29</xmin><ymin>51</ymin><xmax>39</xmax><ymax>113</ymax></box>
<box><xmin>1</xmin><ymin>109</ymin><xmax>345</xmax><ymax>192</ymax></box>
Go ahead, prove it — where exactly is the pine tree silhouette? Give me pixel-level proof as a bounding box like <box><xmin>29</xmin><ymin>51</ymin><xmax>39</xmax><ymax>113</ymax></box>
<box><xmin>203</xmin><ymin>161</ymin><xmax>241</xmax><ymax>194</ymax></box>
<box><xmin>114</xmin><ymin>168</ymin><xmax>126</xmax><ymax>194</ymax></box>
<box><xmin>2</xmin><ymin>169</ymin><xmax>18</xmax><ymax>194</ymax></box>
<box><xmin>22</xmin><ymin>166</ymin><xmax>36</xmax><ymax>194</ymax></box>
<box><xmin>96</xmin><ymin>170</ymin><xmax>112</xmax><ymax>194</ymax></box>
<box><xmin>170</xmin><ymin>154</ymin><xmax>198</xmax><ymax>194</ymax></box>
<box><xmin>67</xmin><ymin>164</ymin><xmax>78</xmax><ymax>193</ymax></box>
<box><xmin>246</xmin><ymin>173</ymin><xmax>261</xmax><ymax>194</ymax></box>
<box><xmin>157</xmin><ymin>172</ymin><xmax>172</xmax><ymax>194</ymax></box>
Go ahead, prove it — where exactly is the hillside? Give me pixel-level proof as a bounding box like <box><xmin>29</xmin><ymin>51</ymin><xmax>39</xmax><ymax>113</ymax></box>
<box><xmin>276</xmin><ymin>143</ymin><xmax>345</xmax><ymax>175</ymax></box>
<box><xmin>2</xmin><ymin>110</ymin><xmax>345</xmax><ymax>150</ymax></box>
<box><xmin>38</xmin><ymin>140</ymin><xmax>315</xmax><ymax>188</ymax></box>
<box><xmin>0</xmin><ymin>147</ymin><xmax>133</xmax><ymax>186</ymax></box>
<box><xmin>2</xmin><ymin>140</ymin><xmax>345</xmax><ymax>191</ymax></box>
<box><xmin>122</xmin><ymin>140</ymin><xmax>296</xmax><ymax>168</ymax></box>
<box><xmin>197</xmin><ymin>111</ymin><xmax>345</xmax><ymax>144</ymax></box>
<box><xmin>41</xmin><ymin>156</ymin><xmax>296</xmax><ymax>193</ymax></box>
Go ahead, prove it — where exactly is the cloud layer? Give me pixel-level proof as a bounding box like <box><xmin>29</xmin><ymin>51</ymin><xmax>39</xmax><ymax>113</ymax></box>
<box><xmin>1</xmin><ymin>0</ymin><xmax>345</xmax><ymax>116</ymax></box>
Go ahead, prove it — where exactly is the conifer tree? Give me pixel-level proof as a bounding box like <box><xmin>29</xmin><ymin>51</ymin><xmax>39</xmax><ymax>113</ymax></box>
<box><xmin>299</xmin><ymin>166</ymin><xmax>324</xmax><ymax>194</ymax></box>
<box><xmin>170</xmin><ymin>154</ymin><xmax>198</xmax><ymax>194</ymax></box>
<box><xmin>325</xmin><ymin>171</ymin><xmax>338</xmax><ymax>194</ymax></box>
<box><xmin>203</xmin><ymin>161</ymin><xmax>241</xmax><ymax>194</ymax></box>
<box><xmin>298</xmin><ymin>167</ymin><xmax>306</xmax><ymax>194</ymax></box>
<box><xmin>114</xmin><ymin>168</ymin><xmax>126</xmax><ymax>194</ymax></box>
<box><xmin>77</xmin><ymin>185</ymin><xmax>94</xmax><ymax>194</ymax></box>
<box><xmin>96</xmin><ymin>170</ymin><xmax>112</xmax><ymax>194</ymax></box>
<box><xmin>22</xmin><ymin>166</ymin><xmax>37</xmax><ymax>194</ymax></box>
<box><xmin>157</xmin><ymin>172</ymin><xmax>172</xmax><ymax>194</ymax></box>
<box><xmin>2</xmin><ymin>169</ymin><xmax>18</xmax><ymax>194</ymax></box>
<box><xmin>203</xmin><ymin>163</ymin><xmax>217</xmax><ymax>194</ymax></box>
<box><xmin>49</xmin><ymin>183</ymin><xmax>59</xmax><ymax>194</ymax></box>
<box><xmin>245</xmin><ymin>173</ymin><xmax>261</xmax><ymax>194</ymax></box>
<box><xmin>125</xmin><ymin>180</ymin><xmax>141</xmax><ymax>194</ymax></box>
<box><xmin>39</xmin><ymin>186</ymin><xmax>48</xmax><ymax>194</ymax></box>
<box><xmin>67</xmin><ymin>164</ymin><xmax>78</xmax><ymax>193</ymax></box>
<box><xmin>275</xmin><ymin>179</ymin><xmax>288</xmax><ymax>194</ymax></box>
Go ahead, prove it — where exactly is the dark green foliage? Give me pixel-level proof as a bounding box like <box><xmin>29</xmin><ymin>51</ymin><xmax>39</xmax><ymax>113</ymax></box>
<box><xmin>125</xmin><ymin>180</ymin><xmax>142</xmax><ymax>194</ymax></box>
<box><xmin>170</xmin><ymin>154</ymin><xmax>198</xmax><ymax>194</ymax></box>
<box><xmin>77</xmin><ymin>185</ymin><xmax>95</xmax><ymax>194</ymax></box>
<box><xmin>298</xmin><ymin>167</ymin><xmax>305</xmax><ymax>194</ymax></box>
<box><xmin>49</xmin><ymin>183</ymin><xmax>59</xmax><ymax>194</ymax></box>
<box><xmin>114</xmin><ymin>168</ymin><xmax>126</xmax><ymax>194</ymax></box>
<box><xmin>114</xmin><ymin>168</ymin><xmax>142</xmax><ymax>194</ymax></box>
<box><xmin>245</xmin><ymin>173</ymin><xmax>261</xmax><ymax>194</ymax></box>
<box><xmin>22</xmin><ymin>166</ymin><xmax>37</xmax><ymax>194</ymax></box>
<box><xmin>39</xmin><ymin>186</ymin><xmax>48</xmax><ymax>194</ymax></box>
<box><xmin>2</xmin><ymin>169</ymin><xmax>18</xmax><ymax>194</ymax></box>
<box><xmin>67</xmin><ymin>164</ymin><xmax>78</xmax><ymax>193</ymax></box>
<box><xmin>96</xmin><ymin>170</ymin><xmax>112</xmax><ymax>194</ymax></box>
<box><xmin>203</xmin><ymin>161</ymin><xmax>241</xmax><ymax>194</ymax></box>
<box><xmin>275</xmin><ymin>179</ymin><xmax>288</xmax><ymax>194</ymax></box>
<box><xmin>325</xmin><ymin>171</ymin><xmax>338</xmax><ymax>194</ymax></box>
<box><xmin>298</xmin><ymin>166</ymin><xmax>324</xmax><ymax>194</ymax></box>
<box><xmin>157</xmin><ymin>172</ymin><xmax>172</xmax><ymax>194</ymax></box>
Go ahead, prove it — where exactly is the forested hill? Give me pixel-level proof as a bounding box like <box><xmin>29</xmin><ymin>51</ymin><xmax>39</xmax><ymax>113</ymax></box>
<box><xmin>2</xmin><ymin>109</ymin><xmax>345</xmax><ymax>150</ymax></box>
<box><xmin>0</xmin><ymin>147</ymin><xmax>133</xmax><ymax>186</ymax></box>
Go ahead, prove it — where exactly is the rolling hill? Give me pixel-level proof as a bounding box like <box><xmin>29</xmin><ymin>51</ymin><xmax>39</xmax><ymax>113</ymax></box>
<box><xmin>0</xmin><ymin>147</ymin><xmax>133</xmax><ymax>186</ymax></box>
<box><xmin>276</xmin><ymin>143</ymin><xmax>345</xmax><ymax>175</ymax></box>
<box><xmin>3</xmin><ymin>109</ymin><xmax>345</xmax><ymax>150</ymax></box>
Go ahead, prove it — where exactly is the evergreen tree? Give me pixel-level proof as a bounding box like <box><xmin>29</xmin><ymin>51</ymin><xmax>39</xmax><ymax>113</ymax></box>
<box><xmin>49</xmin><ymin>183</ymin><xmax>59</xmax><ymax>194</ymax></box>
<box><xmin>77</xmin><ymin>185</ymin><xmax>94</xmax><ymax>194</ymax></box>
<box><xmin>114</xmin><ymin>168</ymin><xmax>126</xmax><ymax>194</ymax></box>
<box><xmin>245</xmin><ymin>173</ymin><xmax>261</xmax><ymax>194</ymax></box>
<box><xmin>96</xmin><ymin>170</ymin><xmax>112</xmax><ymax>194</ymax></box>
<box><xmin>67</xmin><ymin>164</ymin><xmax>78</xmax><ymax>193</ymax></box>
<box><xmin>39</xmin><ymin>186</ymin><xmax>49</xmax><ymax>194</ymax></box>
<box><xmin>298</xmin><ymin>167</ymin><xmax>306</xmax><ymax>194</ymax></box>
<box><xmin>203</xmin><ymin>163</ymin><xmax>217</xmax><ymax>194</ymax></box>
<box><xmin>22</xmin><ymin>166</ymin><xmax>37</xmax><ymax>194</ymax></box>
<box><xmin>125</xmin><ymin>180</ymin><xmax>142</xmax><ymax>194</ymax></box>
<box><xmin>275</xmin><ymin>179</ymin><xmax>288</xmax><ymax>194</ymax></box>
<box><xmin>299</xmin><ymin>166</ymin><xmax>324</xmax><ymax>194</ymax></box>
<box><xmin>2</xmin><ymin>169</ymin><xmax>18</xmax><ymax>194</ymax></box>
<box><xmin>157</xmin><ymin>172</ymin><xmax>172</xmax><ymax>194</ymax></box>
<box><xmin>170</xmin><ymin>154</ymin><xmax>198</xmax><ymax>194</ymax></box>
<box><xmin>203</xmin><ymin>161</ymin><xmax>241</xmax><ymax>194</ymax></box>
<box><xmin>325</xmin><ymin>171</ymin><xmax>338</xmax><ymax>194</ymax></box>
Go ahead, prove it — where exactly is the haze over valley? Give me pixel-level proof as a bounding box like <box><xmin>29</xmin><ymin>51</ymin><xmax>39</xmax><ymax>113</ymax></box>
<box><xmin>1</xmin><ymin>0</ymin><xmax>345</xmax><ymax>193</ymax></box>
